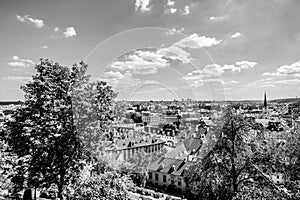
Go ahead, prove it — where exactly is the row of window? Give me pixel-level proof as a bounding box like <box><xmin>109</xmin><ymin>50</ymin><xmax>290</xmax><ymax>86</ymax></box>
<box><xmin>149</xmin><ymin>172</ymin><xmax>182</xmax><ymax>186</ymax></box>
<box><xmin>123</xmin><ymin>144</ymin><xmax>162</xmax><ymax>160</ymax></box>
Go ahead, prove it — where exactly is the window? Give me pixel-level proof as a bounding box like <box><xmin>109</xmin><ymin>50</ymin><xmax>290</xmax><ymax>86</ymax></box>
<box><xmin>149</xmin><ymin>172</ymin><xmax>152</xmax><ymax>180</ymax></box>
<box><xmin>163</xmin><ymin>175</ymin><xmax>166</xmax><ymax>182</ymax></box>
<box><xmin>171</xmin><ymin>175</ymin><xmax>175</xmax><ymax>185</ymax></box>
<box><xmin>178</xmin><ymin>178</ymin><xmax>182</xmax><ymax>186</ymax></box>
<box><xmin>155</xmin><ymin>173</ymin><xmax>159</xmax><ymax>181</ymax></box>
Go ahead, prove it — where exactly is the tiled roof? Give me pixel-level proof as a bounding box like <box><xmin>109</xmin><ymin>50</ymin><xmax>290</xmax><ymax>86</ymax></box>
<box><xmin>183</xmin><ymin>137</ymin><xmax>202</xmax><ymax>154</ymax></box>
<box><xmin>106</xmin><ymin>137</ymin><xmax>165</xmax><ymax>150</ymax></box>
<box><xmin>148</xmin><ymin>157</ymin><xmax>175</xmax><ymax>171</ymax></box>
<box><xmin>148</xmin><ymin>157</ymin><xmax>193</xmax><ymax>176</ymax></box>
<box><xmin>165</xmin><ymin>143</ymin><xmax>188</xmax><ymax>159</ymax></box>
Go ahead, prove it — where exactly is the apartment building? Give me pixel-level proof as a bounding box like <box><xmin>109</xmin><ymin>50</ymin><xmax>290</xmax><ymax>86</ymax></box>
<box><xmin>105</xmin><ymin>137</ymin><xmax>165</xmax><ymax>161</ymax></box>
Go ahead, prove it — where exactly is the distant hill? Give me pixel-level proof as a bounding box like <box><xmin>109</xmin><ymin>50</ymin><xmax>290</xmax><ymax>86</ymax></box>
<box><xmin>269</xmin><ymin>98</ymin><xmax>300</xmax><ymax>104</ymax></box>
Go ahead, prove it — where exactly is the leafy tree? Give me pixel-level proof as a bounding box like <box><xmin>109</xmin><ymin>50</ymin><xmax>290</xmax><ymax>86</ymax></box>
<box><xmin>4</xmin><ymin>59</ymin><xmax>85</xmax><ymax>199</ymax></box>
<box><xmin>72</xmin><ymin>73</ymin><xmax>117</xmax><ymax>159</ymax></box>
<box><xmin>68</xmin><ymin>163</ymin><xmax>134</xmax><ymax>200</ymax></box>
<box><xmin>184</xmin><ymin>108</ymin><xmax>260</xmax><ymax>200</ymax></box>
<box><xmin>0</xmin><ymin>139</ymin><xmax>18</xmax><ymax>198</ymax></box>
<box><xmin>126</xmin><ymin>148</ymin><xmax>167</xmax><ymax>187</ymax></box>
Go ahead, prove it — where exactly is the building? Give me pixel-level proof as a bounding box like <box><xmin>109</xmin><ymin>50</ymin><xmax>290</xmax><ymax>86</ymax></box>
<box><xmin>142</xmin><ymin>112</ymin><xmax>166</xmax><ymax>126</ymax></box>
<box><xmin>147</xmin><ymin>157</ymin><xmax>193</xmax><ymax>193</ymax></box>
<box><xmin>105</xmin><ymin>137</ymin><xmax>165</xmax><ymax>161</ymax></box>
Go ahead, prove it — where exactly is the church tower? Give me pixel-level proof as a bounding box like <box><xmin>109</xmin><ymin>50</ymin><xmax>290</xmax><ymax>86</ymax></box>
<box><xmin>264</xmin><ymin>91</ymin><xmax>267</xmax><ymax>108</ymax></box>
<box><xmin>263</xmin><ymin>91</ymin><xmax>268</xmax><ymax>117</ymax></box>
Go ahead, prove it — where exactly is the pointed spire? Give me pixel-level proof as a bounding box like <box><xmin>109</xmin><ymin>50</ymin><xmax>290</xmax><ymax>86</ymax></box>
<box><xmin>264</xmin><ymin>91</ymin><xmax>267</xmax><ymax>108</ymax></box>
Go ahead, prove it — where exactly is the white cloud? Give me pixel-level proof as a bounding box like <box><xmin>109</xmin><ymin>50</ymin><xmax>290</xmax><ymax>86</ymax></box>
<box><xmin>100</xmin><ymin>71</ymin><xmax>126</xmax><ymax>87</ymax></box>
<box><xmin>7</xmin><ymin>62</ymin><xmax>27</xmax><ymax>67</ymax></box>
<box><xmin>222</xmin><ymin>64</ymin><xmax>242</xmax><ymax>72</ymax></box>
<box><xmin>224</xmin><ymin>80</ymin><xmax>238</xmax><ymax>84</ymax></box>
<box><xmin>63</xmin><ymin>27</ymin><xmax>77</xmax><ymax>37</ymax></box>
<box><xmin>246</xmin><ymin>77</ymin><xmax>300</xmax><ymax>88</ymax></box>
<box><xmin>135</xmin><ymin>0</ymin><xmax>151</xmax><ymax>12</ymax></box>
<box><xmin>209</xmin><ymin>15</ymin><xmax>229</xmax><ymax>21</ymax></box>
<box><xmin>235</xmin><ymin>61</ymin><xmax>257</xmax><ymax>69</ymax></box>
<box><xmin>182</xmin><ymin>64</ymin><xmax>224</xmax><ymax>87</ymax></box>
<box><xmin>167</xmin><ymin>0</ymin><xmax>175</xmax><ymax>6</ymax></box>
<box><xmin>16</xmin><ymin>15</ymin><xmax>25</xmax><ymax>22</ymax></box>
<box><xmin>7</xmin><ymin>56</ymin><xmax>35</xmax><ymax>67</ymax></box>
<box><xmin>3</xmin><ymin>76</ymin><xmax>32</xmax><ymax>82</ymax></box>
<box><xmin>101</xmin><ymin>71</ymin><xmax>141</xmax><ymax>91</ymax></box>
<box><xmin>263</xmin><ymin>60</ymin><xmax>300</xmax><ymax>77</ymax></box>
<box><xmin>174</xmin><ymin>33</ymin><xmax>222</xmax><ymax>49</ymax></box>
<box><xmin>110</xmin><ymin>49</ymin><xmax>169</xmax><ymax>75</ymax></box>
<box><xmin>166</xmin><ymin>27</ymin><xmax>185</xmax><ymax>35</ymax></box>
<box><xmin>183</xmin><ymin>61</ymin><xmax>257</xmax><ymax>87</ymax></box>
<box><xmin>169</xmin><ymin>8</ymin><xmax>177</xmax><ymax>14</ymax></box>
<box><xmin>41</xmin><ymin>45</ymin><xmax>48</xmax><ymax>49</ymax></box>
<box><xmin>54</xmin><ymin>27</ymin><xmax>60</xmax><ymax>32</ymax></box>
<box><xmin>16</xmin><ymin>15</ymin><xmax>44</xmax><ymax>28</ymax></box>
<box><xmin>231</xmin><ymin>32</ymin><xmax>242</xmax><ymax>39</ymax></box>
<box><xmin>158</xmin><ymin>45</ymin><xmax>191</xmax><ymax>64</ymax></box>
<box><xmin>143</xmin><ymin>80</ymin><xmax>160</xmax><ymax>84</ymax></box>
<box><xmin>182</xmin><ymin>5</ymin><xmax>190</xmax><ymax>15</ymax></box>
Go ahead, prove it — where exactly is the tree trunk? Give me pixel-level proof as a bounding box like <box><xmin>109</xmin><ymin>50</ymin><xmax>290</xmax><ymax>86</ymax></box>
<box><xmin>57</xmin><ymin>170</ymin><xmax>65</xmax><ymax>200</ymax></box>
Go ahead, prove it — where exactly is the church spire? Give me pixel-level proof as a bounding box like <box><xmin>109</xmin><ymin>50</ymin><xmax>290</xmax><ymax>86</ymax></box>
<box><xmin>264</xmin><ymin>91</ymin><xmax>267</xmax><ymax>108</ymax></box>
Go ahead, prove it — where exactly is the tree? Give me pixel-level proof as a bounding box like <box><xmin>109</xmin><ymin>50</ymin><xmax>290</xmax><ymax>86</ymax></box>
<box><xmin>67</xmin><ymin>163</ymin><xmax>134</xmax><ymax>200</ymax></box>
<box><xmin>0</xmin><ymin>139</ymin><xmax>18</xmax><ymax>198</ymax></box>
<box><xmin>125</xmin><ymin>148</ymin><xmax>168</xmax><ymax>187</ymax></box>
<box><xmin>72</xmin><ymin>75</ymin><xmax>117</xmax><ymax>159</ymax></box>
<box><xmin>4</xmin><ymin>59</ymin><xmax>85</xmax><ymax>199</ymax></box>
<box><xmin>184</xmin><ymin>107</ymin><xmax>260</xmax><ymax>200</ymax></box>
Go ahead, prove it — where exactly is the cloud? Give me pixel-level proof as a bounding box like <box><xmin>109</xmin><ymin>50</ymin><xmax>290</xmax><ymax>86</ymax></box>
<box><xmin>54</xmin><ymin>27</ymin><xmax>60</xmax><ymax>32</ymax></box>
<box><xmin>182</xmin><ymin>61</ymin><xmax>257</xmax><ymax>87</ymax></box>
<box><xmin>143</xmin><ymin>80</ymin><xmax>160</xmax><ymax>84</ymax></box>
<box><xmin>209</xmin><ymin>15</ymin><xmax>229</xmax><ymax>21</ymax></box>
<box><xmin>231</xmin><ymin>32</ymin><xmax>242</xmax><ymax>39</ymax></box>
<box><xmin>41</xmin><ymin>45</ymin><xmax>48</xmax><ymax>49</ymax></box>
<box><xmin>104</xmin><ymin>71</ymin><xmax>141</xmax><ymax>91</ymax></box>
<box><xmin>110</xmin><ymin>49</ymin><xmax>176</xmax><ymax>75</ymax></box>
<box><xmin>169</xmin><ymin>8</ymin><xmax>177</xmax><ymax>14</ymax></box>
<box><xmin>158</xmin><ymin>45</ymin><xmax>191</xmax><ymax>64</ymax></box>
<box><xmin>166</xmin><ymin>28</ymin><xmax>185</xmax><ymax>35</ymax></box>
<box><xmin>135</xmin><ymin>0</ymin><xmax>151</xmax><ymax>12</ymax></box>
<box><xmin>182</xmin><ymin>5</ymin><xmax>190</xmax><ymax>15</ymax></box>
<box><xmin>167</xmin><ymin>0</ymin><xmax>175</xmax><ymax>6</ymax></box>
<box><xmin>182</xmin><ymin>64</ymin><xmax>224</xmax><ymax>87</ymax></box>
<box><xmin>263</xmin><ymin>60</ymin><xmax>300</xmax><ymax>77</ymax></box>
<box><xmin>222</xmin><ymin>64</ymin><xmax>242</xmax><ymax>72</ymax></box>
<box><xmin>235</xmin><ymin>61</ymin><xmax>257</xmax><ymax>69</ymax></box>
<box><xmin>174</xmin><ymin>33</ymin><xmax>222</xmax><ymax>49</ymax></box>
<box><xmin>7</xmin><ymin>56</ymin><xmax>35</xmax><ymax>67</ymax></box>
<box><xmin>246</xmin><ymin>77</ymin><xmax>300</xmax><ymax>88</ymax></box>
<box><xmin>16</xmin><ymin>15</ymin><xmax>44</xmax><ymax>28</ymax></box>
<box><xmin>63</xmin><ymin>27</ymin><xmax>77</xmax><ymax>37</ymax></box>
<box><xmin>3</xmin><ymin>76</ymin><xmax>32</xmax><ymax>82</ymax></box>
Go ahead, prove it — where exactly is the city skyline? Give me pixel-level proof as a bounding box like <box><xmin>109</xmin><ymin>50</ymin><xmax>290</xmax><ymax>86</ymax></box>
<box><xmin>0</xmin><ymin>0</ymin><xmax>300</xmax><ymax>101</ymax></box>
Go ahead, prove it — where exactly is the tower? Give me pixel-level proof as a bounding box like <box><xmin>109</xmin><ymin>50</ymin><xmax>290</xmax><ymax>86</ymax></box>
<box><xmin>263</xmin><ymin>91</ymin><xmax>268</xmax><ymax>117</ymax></box>
<box><xmin>264</xmin><ymin>91</ymin><xmax>267</xmax><ymax>108</ymax></box>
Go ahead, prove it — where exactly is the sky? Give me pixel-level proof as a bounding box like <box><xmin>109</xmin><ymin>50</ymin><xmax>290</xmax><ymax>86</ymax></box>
<box><xmin>0</xmin><ymin>0</ymin><xmax>299</xmax><ymax>101</ymax></box>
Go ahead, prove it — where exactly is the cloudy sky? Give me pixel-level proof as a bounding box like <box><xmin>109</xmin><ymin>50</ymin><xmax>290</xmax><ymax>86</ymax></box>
<box><xmin>0</xmin><ymin>0</ymin><xmax>299</xmax><ymax>101</ymax></box>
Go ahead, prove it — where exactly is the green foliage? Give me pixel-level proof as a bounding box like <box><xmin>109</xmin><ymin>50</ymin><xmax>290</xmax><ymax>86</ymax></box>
<box><xmin>67</xmin><ymin>163</ymin><xmax>133</xmax><ymax>200</ymax></box>
<box><xmin>71</xmin><ymin>64</ymin><xmax>117</xmax><ymax>158</ymax></box>
<box><xmin>4</xmin><ymin>59</ymin><xmax>86</xmax><ymax>198</ymax></box>
<box><xmin>184</xmin><ymin>108</ymin><xmax>262</xmax><ymax>199</ymax></box>
<box><xmin>0</xmin><ymin>139</ymin><xmax>18</xmax><ymax>197</ymax></box>
<box><xmin>184</xmin><ymin>108</ymin><xmax>300</xmax><ymax>200</ymax></box>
